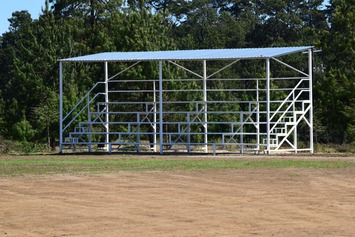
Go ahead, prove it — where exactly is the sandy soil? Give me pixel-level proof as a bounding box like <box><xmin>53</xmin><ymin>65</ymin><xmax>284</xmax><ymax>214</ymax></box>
<box><xmin>1</xmin><ymin>167</ymin><xmax>355</xmax><ymax>237</ymax></box>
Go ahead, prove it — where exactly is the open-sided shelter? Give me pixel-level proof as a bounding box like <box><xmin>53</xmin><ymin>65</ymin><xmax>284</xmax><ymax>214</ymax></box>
<box><xmin>59</xmin><ymin>46</ymin><xmax>314</xmax><ymax>154</ymax></box>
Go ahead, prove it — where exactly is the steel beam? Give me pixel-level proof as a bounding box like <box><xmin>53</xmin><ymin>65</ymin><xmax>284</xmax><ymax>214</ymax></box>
<box><xmin>266</xmin><ymin>58</ymin><xmax>271</xmax><ymax>154</ymax></box>
<box><xmin>105</xmin><ymin>61</ymin><xmax>109</xmax><ymax>152</ymax></box>
<box><xmin>153</xmin><ymin>81</ymin><xmax>157</xmax><ymax>152</ymax></box>
<box><xmin>309</xmin><ymin>49</ymin><xmax>314</xmax><ymax>153</ymax></box>
<box><xmin>203</xmin><ymin>60</ymin><xmax>208</xmax><ymax>153</ymax></box>
<box><xmin>159</xmin><ymin>61</ymin><xmax>163</xmax><ymax>154</ymax></box>
<box><xmin>59</xmin><ymin>62</ymin><xmax>63</xmax><ymax>153</ymax></box>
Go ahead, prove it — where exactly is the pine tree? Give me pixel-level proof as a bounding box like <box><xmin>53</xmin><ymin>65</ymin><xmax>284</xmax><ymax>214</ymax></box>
<box><xmin>316</xmin><ymin>0</ymin><xmax>355</xmax><ymax>143</ymax></box>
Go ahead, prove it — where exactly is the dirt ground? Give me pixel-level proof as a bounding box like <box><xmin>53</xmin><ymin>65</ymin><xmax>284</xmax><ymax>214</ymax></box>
<box><xmin>1</xmin><ymin>162</ymin><xmax>355</xmax><ymax>236</ymax></box>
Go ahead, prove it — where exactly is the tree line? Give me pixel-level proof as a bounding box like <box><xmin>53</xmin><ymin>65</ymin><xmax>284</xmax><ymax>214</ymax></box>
<box><xmin>0</xmin><ymin>0</ymin><xmax>353</xmax><ymax>150</ymax></box>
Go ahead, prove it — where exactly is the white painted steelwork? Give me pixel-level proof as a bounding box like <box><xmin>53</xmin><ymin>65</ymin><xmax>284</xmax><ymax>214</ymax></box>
<box><xmin>60</xmin><ymin>47</ymin><xmax>312</xmax><ymax>62</ymax></box>
<box><xmin>159</xmin><ymin>61</ymin><xmax>163</xmax><ymax>154</ymax></box>
<box><xmin>104</xmin><ymin>61</ymin><xmax>109</xmax><ymax>152</ymax></box>
<box><xmin>309</xmin><ymin>49</ymin><xmax>314</xmax><ymax>153</ymax></box>
<box><xmin>59</xmin><ymin>47</ymin><xmax>314</xmax><ymax>154</ymax></box>
<box><xmin>266</xmin><ymin>58</ymin><xmax>271</xmax><ymax>154</ymax></box>
<box><xmin>203</xmin><ymin>60</ymin><xmax>208</xmax><ymax>153</ymax></box>
<box><xmin>59</xmin><ymin>62</ymin><xmax>63</xmax><ymax>152</ymax></box>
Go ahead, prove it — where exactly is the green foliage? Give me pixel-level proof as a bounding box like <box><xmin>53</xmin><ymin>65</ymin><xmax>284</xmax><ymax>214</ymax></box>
<box><xmin>315</xmin><ymin>0</ymin><xmax>355</xmax><ymax>143</ymax></box>
<box><xmin>0</xmin><ymin>140</ymin><xmax>48</xmax><ymax>154</ymax></box>
<box><xmin>11</xmin><ymin>117</ymin><xmax>36</xmax><ymax>142</ymax></box>
<box><xmin>0</xmin><ymin>8</ymin><xmax>78</xmax><ymax>145</ymax></box>
<box><xmin>314</xmin><ymin>143</ymin><xmax>355</xmax><ymax>154</ymax></box>
<box><xmin>0</xmin><ymin>0</ymin><xmax>353</xmax><ymax>148</ymax></box>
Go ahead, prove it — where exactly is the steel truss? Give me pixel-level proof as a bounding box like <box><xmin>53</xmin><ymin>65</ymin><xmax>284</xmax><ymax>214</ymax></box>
<box><xmin>59</xmin><ymin>49</ymin><xmax>313</xmax><ymax>154</ymax></box>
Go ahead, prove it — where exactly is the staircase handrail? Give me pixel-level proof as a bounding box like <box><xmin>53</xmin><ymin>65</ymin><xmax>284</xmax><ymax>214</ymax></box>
<box><xmin>269</xmin><ymin>89</ymin><xmax>309</xmax><ymax>133</ymax></box>
<box><xmin>275</xmin><ymin>104</ymin><xmax>311</xmax><ymax>150</ymax></box>
<box><xmin>63</xmin><ymin>82</ymin><xmax>105</xmax><ymax>122</ymax></box>
<box><xmin>269</xmin><ymin>79</ymin><xmax>305</xmax><ymax>122</ymax></box>
<box><xmin>63</xmin><ymin>92</ymin><xmax>105</xmax><ymax>133</ymax></box>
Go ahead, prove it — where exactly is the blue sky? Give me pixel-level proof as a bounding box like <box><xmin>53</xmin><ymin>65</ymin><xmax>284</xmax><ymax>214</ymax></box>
<box><xmin>1</xmin><ymin>0</ymin><xmax>331</xmax><ymax>35</ymax></box>
<box><xmin>0</xmin><ymin>0</ymin><xmax>47</xmax><ymax>34</ymax></box>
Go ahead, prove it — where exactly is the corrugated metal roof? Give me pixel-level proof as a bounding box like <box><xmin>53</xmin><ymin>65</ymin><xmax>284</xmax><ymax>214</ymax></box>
<box><xmin>60</xmin><ymin>46</ymin><xmax>313</xmax><ymax>62</ymax></box>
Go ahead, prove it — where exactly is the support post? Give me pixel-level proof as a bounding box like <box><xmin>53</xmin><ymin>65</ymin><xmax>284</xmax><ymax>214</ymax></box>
<box><xmin>203</xmin><ymin>60</ymin><xmax>208</xmax><ymax>153</ymax></box>
<box><xmin>187</xmin><ymin>113</ymin><xmax>191</xmax><ymax>153</ymax></box>
<box><xmin>104</xmin><ymin>61</ymin><xmax>109</xmax><ymax>152</ymax></box>
<box><xmin>293</xmin><ymin>91</ymin><xmax>297</xmax><ymax>153</ymax></box>
<box><xmin>153</xmin><ymin>81</ymin><xmax>157</xmax><ymax>151</ymax></box>
<box><xmin>137</xmin><ymin>113</ymin><xmax>140</xmax><ymax>152</ymax></box>
<box><xmin>88</xmin><ymin>93</ymin><xmax>92</xmax><ymax>152</ymax></box>
<box><xmin>59</xmin><ymin>62</ymin><xmax>63</xmax><ymax>153</ymax></box>
<box><xmin>159</xmin><ymin>61</ymin><xmax>164</xmax><ymax>154</ymax></box>
<box><xmin>309</xmin><ymin>49</ymin><xmax>314</xmax><ymax>153</ymax></box>
<box><xmin>266</xmin><ymin>58</ymin><xmax>271</xmax><ymax>154</ymax></box>
<box><xmin>240</xmin><ymin>113</ymin><xmax>244</xmax><ymax>154</ymax></box>
<box><xmin>256</xmin><ymin>79</ymin><xmax>260</xmax><ymax>152</ymax></box>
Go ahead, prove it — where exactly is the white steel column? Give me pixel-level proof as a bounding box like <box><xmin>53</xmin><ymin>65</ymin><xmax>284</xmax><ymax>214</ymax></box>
<box><xmin>187</xmin><ymin>113</ymin><xmax>191</xmax><ymax>153</ymax></box>
<box><xmin>256</xmin><ymin>79</ymin><xmax>260</xmax><ymax>151</ymax></box>
<box><xmin>104</xmin><ymin>61</ymin><xmax>109</xmax><ymax>152</ymax></box>
<box><xmin>240</xmin><ymin>114</ymin><xmax>244</xmax><ymax>154</ymax></box>
<box><xmin>293</xmin><ymin>91</ymin><xmax>297</xmax><ymax>153</ymax></box>
<box><xmin>59</xmin><ymin>62</ymin><xmax>63</xmax><ymax>153</ymax></box>
<box><xmin>159</xmin><ymin>61</ymin><xmax>164</xmax><ymax>154</ymax></box>
<box><xmin>309</xmin><ymin>49</ymin><xmax>314</xmax><ymax>153</ymax></box>
<box><xmin>266</xmin><ymin>58</ymin><xmax>271</xmax><ymax>154</ymax></box>
<box><xmin>203</xmin><ymin>60</ymin><xmax>208</xmax><ymax>153</ymax></box>
<box><xmin>153</xmin><ymin>81</ymin><xmax>157</xmax><ymax>151</ymax></box>
<box><xmin>136</xmin><ymin>114</ymin><xmax>140</xmax><ymax>152</ymax></box>
<box><xmin>88</xmin><ymin>91</ymin><xmax>92</xmax><ymax>152</ymax></box>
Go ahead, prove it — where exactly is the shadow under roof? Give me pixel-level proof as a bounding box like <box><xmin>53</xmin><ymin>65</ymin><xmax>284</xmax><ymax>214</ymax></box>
<box><xmin>60</xmin><ymin>46</ymin><xmax>313</xmax><ymax>62</ymax></box>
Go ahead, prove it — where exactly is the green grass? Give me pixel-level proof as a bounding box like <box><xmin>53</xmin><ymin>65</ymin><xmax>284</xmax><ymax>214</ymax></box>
<box><xmin>314</xmin><ymin>143</ymin><xmax>355</xmax><ymax>154</ymax></box>
<box><xmin>0</xmin><ymin>154</ymin><xmax>354</xmax><ymax>177</ymax></box>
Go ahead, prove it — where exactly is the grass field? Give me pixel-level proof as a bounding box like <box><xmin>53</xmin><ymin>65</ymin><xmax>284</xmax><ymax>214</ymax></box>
<box><xmin>1</xmin><ymin>153</ymin><xmax>354</xmax><ymax>176</ymax></box>
<box><xmin>1</xmin><ymin>153</ymin><xmax>355</xmax><ymax>236</ymax></box>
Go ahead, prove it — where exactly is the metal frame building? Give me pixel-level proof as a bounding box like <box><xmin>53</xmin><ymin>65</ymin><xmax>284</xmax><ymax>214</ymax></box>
<box><xmin>59</xmin><ymin>46</ymin><xmax>314</xmax><ymax>154</ymax></box>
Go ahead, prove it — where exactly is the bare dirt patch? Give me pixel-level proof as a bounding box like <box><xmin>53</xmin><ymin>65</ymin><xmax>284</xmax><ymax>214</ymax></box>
<box><xmin>1</xmin><ymin>167</ymin><xmax>355</xmax><ymax>236</ymax></box>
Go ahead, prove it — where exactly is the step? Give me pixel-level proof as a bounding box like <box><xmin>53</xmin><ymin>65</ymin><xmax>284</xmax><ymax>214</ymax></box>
<box><xmin>272</xmin><ymin>127</ymin><xmax>286</xmax><ymax>134</ymax></box>
<box><xmin>65</xmin><ymin>137</ymin><xmax>79</xmax><ymax>143</ymax></box>
<box><xmin>262</xmin><ymin>138</ymin><xmax>278</xmax><ymax>147</ymax></box>
<box><xmin>74</xmin><ymin>126</ymin><xmax>89</xmax><ymax>133</ymax></box>
<box><xmin>295</xmin><ymin>111</ymin><xmax>306</xmax><ymax>115</ymax></box>
<box><xmin>271</xmin><ymin>132</ymin><xmax>287</xmax><ymax>137</ymax></box>
<box><xmin>283</xmin><ymin>116</ymin><xmax>294</xmax><ymax>123</ymax></box>
<box><xmin>79</xmin><ymin>122</ymin><xmax>91</xmax><ymax>127</ymax></box>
